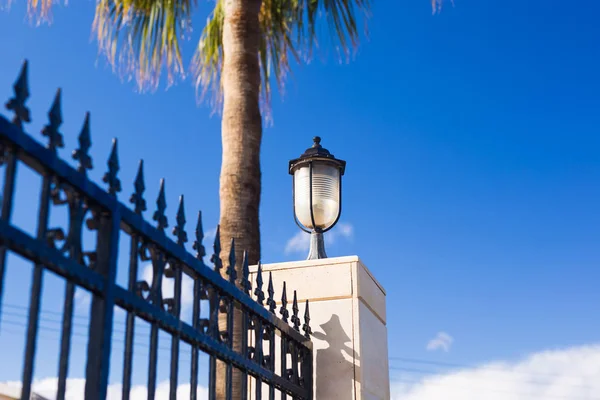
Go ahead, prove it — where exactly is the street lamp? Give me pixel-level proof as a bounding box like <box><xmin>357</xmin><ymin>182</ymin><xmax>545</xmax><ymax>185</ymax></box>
<box><xmin>289</xmin><ymin>136</ymin><xmax>346</xmax><ymax>260</ymax></box>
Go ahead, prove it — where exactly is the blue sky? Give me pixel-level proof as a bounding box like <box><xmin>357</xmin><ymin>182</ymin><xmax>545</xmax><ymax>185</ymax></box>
<box><xmin>1</xmin><ymin>0</ymin><xmax>600</xmax><ymax>398</ymax></box>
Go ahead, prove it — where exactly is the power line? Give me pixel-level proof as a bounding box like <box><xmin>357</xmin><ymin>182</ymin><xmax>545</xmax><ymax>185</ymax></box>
<box><xmin>3</xmin><ymin>302</ymin><xmax>204</xmax><ymax>322</ymax></box>
<box><xmin>389</xmin><ymin>356</ymin><xmax>591</xmax><ymax>380</ymax></box>
<box><xmin>0</xmin><ymin>318</ymin><xmax>202</xmax><ymax>364</ymax></box>
<box><xmin>1</xmin><ymin>303</ymin><xmax>201</xmax><ymax>343</ymax></box>
<box><xmin>1</xmin><ymin>310</ymin><xmax>90</xmax><ymax>329</ymax></box>
<box><xmin>2</xmin><ymin>303</ymin><xmax>90</xmax><ymax>320</ymax></box>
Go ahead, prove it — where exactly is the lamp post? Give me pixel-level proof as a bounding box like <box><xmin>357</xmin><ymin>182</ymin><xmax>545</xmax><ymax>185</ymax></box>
<box><xmin>289</xmin><ymin>136</ymin><xmax>346</xmax><ymax>260</ymax></box>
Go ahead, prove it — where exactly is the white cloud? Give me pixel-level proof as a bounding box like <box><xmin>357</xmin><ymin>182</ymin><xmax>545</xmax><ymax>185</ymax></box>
<box><xmin>284</xmin><ymin>222</ymin><xmax>354</xmax><ymax>255</ymax></box>
<box><xmin>284</xmin><ymin>231</ymin><xmax>310</xmax><ymax>255</ymax></box>
<box><xmin>0</xmin><ymin>378</ymin><xmax>208</xmax><ymax>400</ymax></box>
<box><xmin>201</xmin><ymin>228</ymin><xmax>217</xmax><ymax>263</ymax></box>
<box><xmin>141</xmin><ymin>264</ymin><xmax>194</xmax><ymax>311</ymax></box>
<box><xmin>336</xmin><ymin>222</ymin><xmax>353</xmax><ymax>238</ymax></box>
<box><xmin>204</xmin><ymin>228</ymin><xmax>217</xmax><ymax>245</ymax></box>
<box><xmin>426</xmin><ymin>332</ymin><xmax>453</xmax><ymax>352</ymax></box>
<box><xmin>392</xmin><ymin>344</ymin><xmax>600</xmax><ymax>400</ymax></box>
<box><xmin>74</xmin><ymin>288</ymin><xmax>91</xmax><ymax>313</ymax></box>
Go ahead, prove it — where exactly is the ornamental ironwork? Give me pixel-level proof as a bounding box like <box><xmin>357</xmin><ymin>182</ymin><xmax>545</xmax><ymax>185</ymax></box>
<box><xmin>0</xmin><ymin>60</ymin><xmax>313</xmax><ymax>400</ymax></box>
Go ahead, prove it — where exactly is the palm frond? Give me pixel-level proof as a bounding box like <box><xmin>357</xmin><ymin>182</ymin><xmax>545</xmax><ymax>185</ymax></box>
<box><xmin>23</xmin><ymin>0</ymin><xmax>369</xmax><ymax>106</ymax></box>
<box><xmin>93</xmin><ymin>0</ymin><xmax>194</xmax><ymax>90</ymax></box>
<box><xmin>432</xmin><ymin>0</ymin><xmax>454</xmax><ymax>15</ymax></box>
<box><xmin>26</xmin><ymin>0</ymin><xmax>54</xmax><ymax>24</ymax></box>
<box><xmin>191</xmin><ymin>0</ymin><xmax>224</xmax><ymax>105</ymax></box>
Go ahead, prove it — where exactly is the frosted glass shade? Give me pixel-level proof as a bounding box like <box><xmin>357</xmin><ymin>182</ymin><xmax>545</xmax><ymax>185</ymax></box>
<box><xmin>294</xmin><ymin>163</ymin><xmax>340</xmax><ymax>230</ymax></box>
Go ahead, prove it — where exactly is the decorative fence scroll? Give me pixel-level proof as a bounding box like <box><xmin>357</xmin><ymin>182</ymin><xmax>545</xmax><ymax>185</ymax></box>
<box><xmin>0</xmin><ymin>61</ymin><xmax>313</xmax><ymax>400</ymax></box>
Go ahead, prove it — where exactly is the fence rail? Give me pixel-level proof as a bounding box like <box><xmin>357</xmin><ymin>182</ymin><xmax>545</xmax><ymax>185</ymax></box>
<box><xmin>0</xmin><ymin>60</ymin><xmax>313</xmax><ymax>400</ymax></box>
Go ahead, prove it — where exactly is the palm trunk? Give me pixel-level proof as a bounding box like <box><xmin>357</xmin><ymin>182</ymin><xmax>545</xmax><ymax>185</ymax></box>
<box><xmin>217</xmin><ymin>0</ymin><xmax>263</xmax><ymax>398</ymax></box>
<box><xmin>220</xmin><ymin>0</ymin><xmax>262</xmax><ymax>266</ymax></box>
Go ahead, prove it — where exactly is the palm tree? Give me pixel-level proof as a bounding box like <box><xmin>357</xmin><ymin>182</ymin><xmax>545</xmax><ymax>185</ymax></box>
<box><xmin>96</xmin><ymin>3</ymin><xmax>368</xmax><ymax>395</ymax></box>
<box><xmin>24</xmin><ymin>0</ymin><xmax>374</xmax><ymax>272</ymax></box>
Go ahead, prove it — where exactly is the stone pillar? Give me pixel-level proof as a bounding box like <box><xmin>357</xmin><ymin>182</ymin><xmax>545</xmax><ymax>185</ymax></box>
<box><xmin>249</xmin><ymin>256</ymin><xmax>390</xmax><ymax>400</ymax></box>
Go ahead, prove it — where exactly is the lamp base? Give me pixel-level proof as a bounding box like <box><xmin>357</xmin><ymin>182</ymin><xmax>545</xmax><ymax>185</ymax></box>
<box><xmin>307</xmin><ymin>231</ymin><xmax>327</xmax><ymax>260</ymax></box>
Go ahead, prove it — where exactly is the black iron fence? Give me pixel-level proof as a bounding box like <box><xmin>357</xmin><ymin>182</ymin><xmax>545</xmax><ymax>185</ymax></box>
<box><xmin>0</xmin><ymin>61</ymin><xmax>313</xmax><ymax>400</ymax></box>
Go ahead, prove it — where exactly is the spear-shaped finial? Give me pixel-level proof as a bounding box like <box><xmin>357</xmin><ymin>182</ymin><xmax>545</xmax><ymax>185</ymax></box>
<box><xmin>292</xmin><ymin>290</ymin><xmax>301</xmax><ymax>331</ymax></box>
<box><xmin>254</xmin><ymin>262</ymin><xmax>265</xmax><ymax>306</ymax></box>
<box><xmin>241</xmin><ymin>250</ymin><xmax>251</xmax><ymax>295</ymax></box>
<box><xmin>192</xmin><ymin>211</ymin><xmax>206</xmax><ymax>260</ymax></box>
<box><xmin>72</xmin><ymin>113</ymin><xmax>93</xmax><ymax>174</ymax></box>
<box><xmin>227</xmin><ymin>238</ymin><xmax>237</xmax><ymax>284</ymax></box>
<box><xmin>302</xmin><ymin>300</ymin><xmax>312</xmax><ymax>338</ymax></box>
<box><xmin>153</xmin><ymin>179</ymin><xmax>168</xmax><ymax>231</ymax></box>
<box><xmin>172</xmin><ymin>195</ymin><xmax>187</xmax><ymax>245</ymax></box>
<box><xmin>5</xmin><ymin>60</ymin><xmax>31</xmax><ymax>129</ymax></box>
<box><xmin>210</xmin><ymin>225</ymin><xmax>222</xmax><ymax>272</ymax></box>
<box><xmin>130</xmin><ymin>160</ymin><xmax>146</xmax><ymax>214</ymax></box>
<box><xmin>102</xmin><ymin>138</ymin><xmax>122</xmax><ymax>195</ymax></box>
<box><xmin>266</xmin><ymin>272</ymin><xmax>276</xmax><ymax>313</ymax></box>
<box><xmin>280</xmin><ymin>281</ymin><xmax>289</xmax><ymax>323</ymax></box>
<box><xmin>41</xmin><ymin>89</ymin><xmax>64</xmax><ymax>151</ymax></box>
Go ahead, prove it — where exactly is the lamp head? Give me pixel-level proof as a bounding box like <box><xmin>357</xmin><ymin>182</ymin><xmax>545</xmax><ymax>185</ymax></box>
<box><xmin>289</xmin><ymin>137</ymin><xmax>346</xmax><ymax>254</ymax></box>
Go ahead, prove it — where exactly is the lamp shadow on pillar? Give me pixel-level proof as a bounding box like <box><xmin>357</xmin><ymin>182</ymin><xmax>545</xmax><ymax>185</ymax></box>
<box><xmin>312</xmin><ymin>314</ymin><xmax>360</xmax><ymax>399</ymax></box>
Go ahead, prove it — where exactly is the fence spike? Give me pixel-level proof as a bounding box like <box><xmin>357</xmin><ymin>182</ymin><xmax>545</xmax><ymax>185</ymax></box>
<box><xmin>192</xmin><ymin>211</ymin><xmax>206</xmax><ymax>260</ymax></box>
<box><xmin>280</xmin><ymin>281</ymin><xmax>289</xmax><ymax>323</ymax></box>
<box><xmin>227</xmin><ymin>238</ymin><xmax>237</xmax><ymax>284</ymax></box>
<box><xmin>210</xmin><ymin>225</ymin><xmax>222</xmax><ymax>272</ymax></box>
<box><xmin>129</xmin><ymin>160</ymin><xmax>146</xmax><ymax>214</ymax></box>
<box><xmin>292</xmin><ymin>290</ymin><xmax>301</xmax><ymax>331</ymax></box>
<box><xmin>266</xmin><ymin>271</ymin><xmax>276</xmax><ymax>313</ymax></box>
<box><xmin>254</xmin><ymin>262</ymin><xmax>265</xmax><ymax>306</ymax></box>
<box><xmin>41</xmin><ymin>88</ymin><xmax>64</xmax><ymax>151</ymax></box>
<box><xmin>172</xmin><ymin>195</ymin><xmax>187</xmax><ymax>245</ymax></box>
<box><xmin>72</xmin><ymin>113</ymin><xmax>93</xmax><ymax>174</ymax></box>
<box><xmin>302</xmin><ymin>300</ymin><xmax>312</xmax><ymax>338</ymax></box>
<box><xmin>102</xmin><ymin>138</ymin><xmax>122</xmax><ymax>195</ymax></box>
<box><xmin>5</xmin><ymin>60</ymin><xmax>31</xmax><ymax>129</ymax></box>
<box><xmin>241</xmin><ymin>250</ymin><xmax>251</xmax><ymax>295</ymax></box>
<box><xmin>153</xmin><ymin>179</ymin><xmax>168</xmax><ymax>232</ymax></box>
